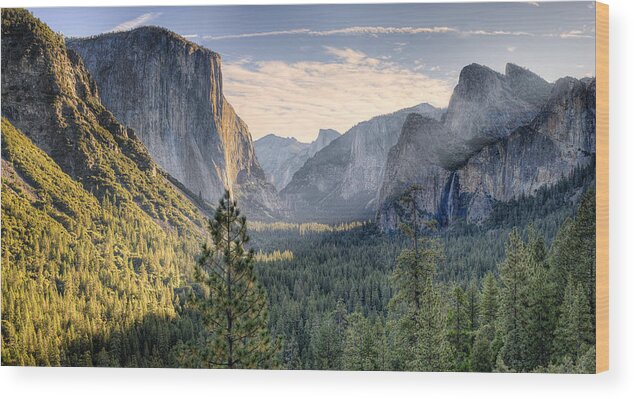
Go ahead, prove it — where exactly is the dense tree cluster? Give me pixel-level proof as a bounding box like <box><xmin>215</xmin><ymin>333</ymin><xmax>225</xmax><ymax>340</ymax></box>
<box><xmin>2</xmin><ymin>119</ymin><xmax>596</xmax><ymax>372</ymax></box>
<box><xmin>259</xmin><ymin>190</ymin><xmax>595</xmax><ymax>372</ymax></box>
<box><xmin>1</xmin><ymin>119</ymin><xmax>201</xmax><ymax>367</ymax></box>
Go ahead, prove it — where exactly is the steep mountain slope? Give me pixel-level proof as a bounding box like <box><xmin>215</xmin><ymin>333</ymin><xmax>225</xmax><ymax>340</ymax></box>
<box><xmin>1</xmin><ymin>10</ymin><xmax>203</xmax><ymax>230</ymax></box>
<box><xmin>377</xmin><ymin>64</ymin><xmax>594</xmax><ymax>230</ymax></box>
<box><xmin>255</xmin><ymin>129</ymin><xmax>340</xmax><ymax>190</ymax></box>
<box><xmin>1</xmin><ymin>9</ymin><xmax>206</xmax><ymax>366</ymax></box>
<box><xmin>281</xmin><ymin>103</ymin><xmax>443</xmax><ymax>222</ymax></box>
<box><xmin>66</xmin><ymin>27</ymin><xmax>281</xmax><ymax>219</ymax></box>
<box><xmin>439</xmin><ymin>63</ymin><xmax>552</xmax><ymax>168</ymax></box>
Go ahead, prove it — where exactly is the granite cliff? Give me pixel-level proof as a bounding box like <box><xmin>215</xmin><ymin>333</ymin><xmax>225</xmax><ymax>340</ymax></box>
<box><xmin>67</xmin><ymin>27</ymin><xmax>281</xmax><ymax>219</ymax></box>
<box><xmin>377</xmin><ymin>64</ymin><xmax>595</xmax><ymax>230</ymax></box>
<box><xmin>281</xmin><ymin>103</ymin><xmax>443</xmax><ymax>222</ymax></box>
<box><xmin>1</xmin><ymin>9</ymin><xmax>205</xmax><ymax>230</ymax></box>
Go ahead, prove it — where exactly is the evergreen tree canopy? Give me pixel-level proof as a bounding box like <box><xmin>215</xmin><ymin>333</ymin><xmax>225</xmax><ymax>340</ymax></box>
<box><xmin>193</xmin><ymin>191</ymin><xmax>278</xmax><ymax>369</ymax></box>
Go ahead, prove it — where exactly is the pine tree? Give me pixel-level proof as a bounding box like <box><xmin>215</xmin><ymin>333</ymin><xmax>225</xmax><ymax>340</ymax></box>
<box><xmin>471</xmin><ymin>324</ymin><xmax>496</xmax><ymax>372</ymax></box>
<box><xmin>311</xmin><ymin>314</ymin><xmax>344</xmax><ymax>370</ymax></box>
<box><xmin>549</xmin><ymin>190</ymin><xmax>596</xmax><ymax>322</ymax></box>
<box><xmin>342</xmin><ymin>313</ymin><xmax>385</xmax><ymax>370</ymax></box>
<box><xmin>193</xmin><ymin>191</ymin><xmax>278</xmax><ymax>369</ymax></box>
<box><xmin>520</xmin><ymin>227</ymin><xmax>558</xmax><ymax>370</ymax></box>
<box><xmin>479</xmin><ymin>272</ymin><xmax>499</xmax><ymax>327</ymax></box>
<box><xmin>448</xmin><ymin>285</ymin><xmax>470</xmax><ymax>370</ymax></box>
<box><xmin>388</xmin><ymin>185</ymin><xmax>451</xmax><ymax>371</ymax></box>
<box><xmin>497</xmin><ymin>229</ymin><xmax>531</xmax><ymax>372</ymax></box>
<box><xmin>465</xmin><ymin>279</ymin><xmax>480</xmax><ymax>335</ymax></box>
<box><xmin>525</xmin><ymin>261</ymin><xmax>557</xmax><ymax>370</ymax></box>
<box><xmin>552</xmin><ymin>280</ymin><xmax>593</xmax><ymax>367</ymax></box>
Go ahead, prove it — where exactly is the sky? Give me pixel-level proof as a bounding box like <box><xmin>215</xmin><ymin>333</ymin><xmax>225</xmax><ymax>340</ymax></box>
<box><xmin>30</xmin><ymin>2</ymin><xmax>597</xmax><ymax>142</ymax></box>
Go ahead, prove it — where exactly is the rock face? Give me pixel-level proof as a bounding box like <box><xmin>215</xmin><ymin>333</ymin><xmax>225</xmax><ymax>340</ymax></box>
<box><xmin>1</xmin><ymin>9</ymin><xmax>204</xmax><ymax>230</ymax></box>
<box><xmin>377</xmin><ymin>114</ymin><xmax>452</xmax><ymax>229</ymax></box>
<box><xmin>439</xmin><ymin>63</ymin><xmax>551</xmax><ymax>169</ymax></box>
<box><xmin>281</xmin><ymin>103</ymin><xmax>443</xmax><ymax>222</ymax></box>
<box><xmin>67</xmin><ymin>27</ymin><xmax>281</xmax><ymax>218</ymax></box>
<box><xmin>254</xmin><ymin>129</ymin><xmax>340</xmax><ymax>191</ymax></box>
<box><xmin>377</xmin><ymin>63</ymin><xmax>595</xmax><ymax>230</ymax></box>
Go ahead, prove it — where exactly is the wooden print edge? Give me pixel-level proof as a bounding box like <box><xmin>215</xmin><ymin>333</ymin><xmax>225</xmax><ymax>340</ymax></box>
<box><xmin>595</xmin><ymin>0</ymin><xmax>609</xmax><ymax>374</ymax></box>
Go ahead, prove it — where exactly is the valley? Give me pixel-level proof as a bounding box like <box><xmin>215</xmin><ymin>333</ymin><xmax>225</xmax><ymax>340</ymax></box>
<box><xmin>1</xmin><ymin>8</ymin><xmax>597</xmax><ymax>372</ymax></box>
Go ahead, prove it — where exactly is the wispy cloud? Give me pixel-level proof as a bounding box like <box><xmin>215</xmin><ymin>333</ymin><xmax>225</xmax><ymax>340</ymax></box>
<box><xmin>222</xmin><ymin>47</ymin><xmax>453</xmax><ymax>141</ymax></box>
<box><xmin>203</xmin><ymin>25</ymin><xmax>544</xmax><ymax>41</ymax></box>
<box><xmin>464</xmin><ymin>30</ymin><xmax>534</xmax><ymax>37</ymax></box>
<box><xmin>182</xmin><ymin>34</ymin><xmax>199</xmax><ymax>38</ymax></box>
<box><xmin>309</xmin><ymin>26</ymin><xmax>458</xmax><ymax>36</ymax></box>
<box><xmin>202</xmin><ymin>24</ymin><xmax>599</xmax><ymax>42</ymax></box>
<box><xmin>527</xmin><ymin>2</ymin><xmax>540</xmax><ymax>7</ymax></box>
<box><xmin>109</xmin><ymin>12</ymin><xmax>162</xmax><ymax>33</ymax></box>
<box><xmin>204</xmin><ymin>28</ymin><xmax>310</xmax><ymax>40</ymax></box>
<box><xmin>559</xmin><ymin>30</ymin><xmax>593</xmax><ymax>39</ymax></box>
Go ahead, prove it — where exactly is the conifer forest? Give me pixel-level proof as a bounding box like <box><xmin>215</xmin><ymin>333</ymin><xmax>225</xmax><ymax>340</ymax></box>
<box><xmin>1</xmin><ymin>7</ymin><xmax>598</xmax><ymax>373</ymax></box>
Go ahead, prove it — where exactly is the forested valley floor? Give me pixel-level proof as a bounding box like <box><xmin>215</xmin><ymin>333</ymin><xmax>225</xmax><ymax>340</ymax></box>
<box><xmin>2</xmin><ymin>113</ymin><xmax>595</xmax><ymax>371</ymax></box>
<box><xmin>250</xmin><ymin>163</ymin><xmax>596</xmax><ymax>372</ymax></box>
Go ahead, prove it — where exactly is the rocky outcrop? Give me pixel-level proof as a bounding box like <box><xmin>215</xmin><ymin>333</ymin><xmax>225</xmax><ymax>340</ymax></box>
<box><xmin>457</xmin><ymin>76</ymin><xmax>595</xmax><ymax>223</ymax></box>
<box><xmin>377</xmin><ymin>114</ymin><xmax>451</xmax><ymax>228</ymax></box>
<box><xmin>1</xmin><ymin>9</ymin><xmax>204</xmax><ymax>229</ymax></box>
<box><xmin>439</xmin><ymin>63</ymin><xmax>551</xmax><ymax>169</ymax></box>
<box><xmin>67</xmin><ymin>27</ymin><xmax>281</xmax><ymax>218</ymax></box>
<box><xmin>377</xmin><ymin>63</ymin><xmax>595</xmax><ymax>231</ymax></box>
<box><xmin>281</xmin><ymin>103</ymin><xmax>442</xmax><ymax>222</ymax></box>
<box><xmin>254</xmin><ymin>129</ymin><xmax>340</xmax><ymax>191</ymax></box>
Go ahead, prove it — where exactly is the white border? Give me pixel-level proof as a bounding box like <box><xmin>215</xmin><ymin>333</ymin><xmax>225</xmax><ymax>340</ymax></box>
<box><xmin>1</xmin><ymin>1</ymin><xmax>631</xmax><ymax>398</ymax></box>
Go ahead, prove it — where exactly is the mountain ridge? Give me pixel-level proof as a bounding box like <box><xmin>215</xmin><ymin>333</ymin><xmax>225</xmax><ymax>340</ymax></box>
<box><xmin>254</xmin><ymin>128</ymin><xmax>341</xmax><ymax>191</ymax></box>
<box><xmin>281</xmin><ymin>102</ymin><xmax>443</xmax><ymax>222</ymax></box>
<box><xmin>377</xmin><ymin>65</ymin><xmax>595</xmax><ymax>230</ymax></box>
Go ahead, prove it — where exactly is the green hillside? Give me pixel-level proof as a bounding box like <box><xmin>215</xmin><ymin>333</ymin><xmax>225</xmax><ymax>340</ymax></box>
<box><xmin>1</xmin><ymin>118</ymin><xmax>200</xmax><ymax>366</ymax></box>
<box><xmin>0</xmin><ymin>8</ymin><xmax>210</xmax><ymax>366</ymax></box>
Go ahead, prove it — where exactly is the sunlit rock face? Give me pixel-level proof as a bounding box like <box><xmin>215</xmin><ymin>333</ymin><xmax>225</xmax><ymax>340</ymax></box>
<box><xmin>68</xmin><ymin>27</ymin><xmax>282</xmax><ymax>218</ymax></box>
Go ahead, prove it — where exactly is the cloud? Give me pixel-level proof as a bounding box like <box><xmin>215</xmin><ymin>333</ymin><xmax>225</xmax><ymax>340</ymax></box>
<box><xmin>203</xmin><ymin>24</ymin><xmax>597</xmax><ymax>42</ymax></box>
<box><xmin>310</xmin><ymin>26</ymin><xmax>458</xmax><ymax>36</ymax></box>
<box><xmin>204</xmin><ymin>28</ymin><xmax>310</xmax><ymax>40</ymax></box>
<box><xmin>464</xmin><ymin>30</ymin><xmax>534</xmax><ymax>37</ymax></box>
<box><xmin>507</xmin><ymin>46</ymin><xmax>517</xmax><ymax>52</ymax></box>
<box><xmin>323</xmin><ymin>46</ymin><xmax>369</xmax><ymax>64</ymax></box>
<box><xmin>203</xmin><ymin>25</ymin><xmax>542</xmax><ymax>41</ymax></box>
<box><xmin>222</xmin><ymin>47</ymin><xmax>453</xmax><ymax>142</ymax></box>
<box><xmin>559</xmin><ymin>30</ymin><xmax>593</xmax><ymax>39</ymax></box>
<box><xmin>527</xmin><ymin>2</ymin><xmax>540</xmax><ymax>7</ymax></box>
<box><xmin>182</xmin><ymin>34</ymin><xmax>199</xmax><ymax>38</ymax></box>
<box><xmin>109</xmin><ymin>12</ymin><xmax>162</xmax><ymax>32</ymax></box>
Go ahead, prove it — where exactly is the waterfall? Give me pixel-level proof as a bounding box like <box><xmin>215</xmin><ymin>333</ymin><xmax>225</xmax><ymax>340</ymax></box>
<box><xmin>438</xmin><ymin>172</ymin><xmax>460</xmax><ymax>226</ymax></box>
<box><xmin>447</xmin><ymin>172</ymin><xmax>458</xmax><ymax>222</ymax></box>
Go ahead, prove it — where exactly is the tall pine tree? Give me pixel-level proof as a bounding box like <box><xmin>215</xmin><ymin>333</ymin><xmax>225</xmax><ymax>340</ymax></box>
<box><xmin>388</xmin><ymin>185</ymin><xmax>451</xmax><ymax>371</ymax></box>
<box><xmin>497</xmin><ymin>229</ymin><xmax>531</xmax><ymax>372</ymax></box>
<box><xmin>193</xmin><ymin>191</ymin><xmax>278</xmax><ymax>368</ymax></box>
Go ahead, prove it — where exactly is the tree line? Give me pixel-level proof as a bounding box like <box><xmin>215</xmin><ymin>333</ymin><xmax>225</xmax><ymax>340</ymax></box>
<box><xmin>297</xmin><ymin>189</ymin><xmax>596</xmax><ymax>372</ymax></box>
<box><xmin>2</xmin><ymin>116</ymin><xmax>596</xmax><ymax>371</ymax></box>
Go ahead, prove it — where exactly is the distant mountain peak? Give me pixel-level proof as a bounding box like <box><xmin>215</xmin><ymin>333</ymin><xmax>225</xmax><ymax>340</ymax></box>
<box><xmin>505</xmin><ymin>63</ymin><xmax>553</xmax><ymax>106</ymax></box>
<box><xmin>316</xmin><ymin>128</ymin><xmax>341</xmax><ymax>140</ymax></box>
<box><xmin>254</xmin><ymin>128</ymin><xmax>341</xmax><ymax>191</ymax></box>
<box><xmin>257</xmin><ymin>134</ymin><xmax>301</xmax><ymax>145</ymax></box>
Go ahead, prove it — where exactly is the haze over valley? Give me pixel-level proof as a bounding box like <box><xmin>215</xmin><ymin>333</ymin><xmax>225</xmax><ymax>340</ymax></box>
<box><xmin>1</xmin><ymin>5</ymin><xmax>598</xmax><ymax>372</ymax></box>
